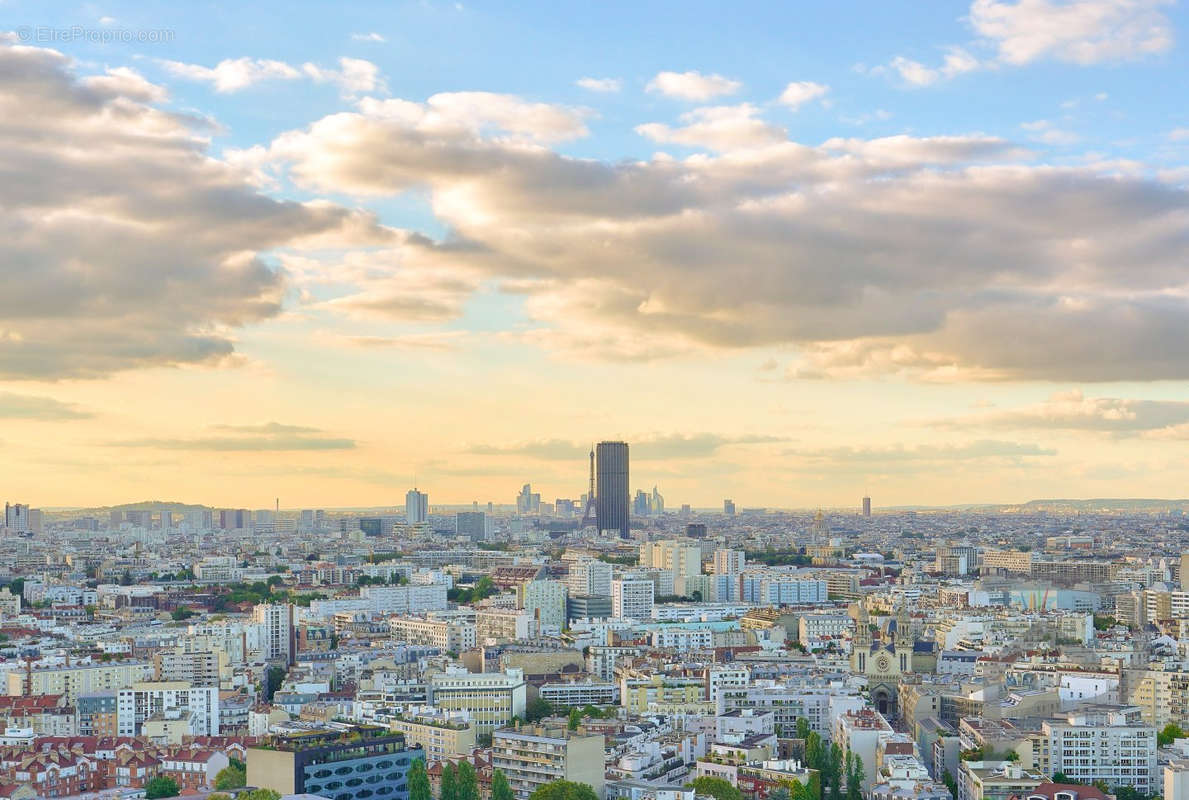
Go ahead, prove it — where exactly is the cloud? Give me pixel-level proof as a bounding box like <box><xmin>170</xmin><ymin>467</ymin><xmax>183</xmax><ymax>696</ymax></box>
<box><xmin>878</xmin><ymin>0</ymin><xmax>1172</xmax><ymax>87</ymax></box>
<box><xmin>576</xmin><ymin>77</ymin><xmax>621</xmax><ymax>93</ymax></box>
<box><xmin>159</xmin><ymin>57</ymin><xmax>301</xmax><ymax>92</ymax></box>
<box><xmin>108</xmin><ymin>422</ymin><xmax>355</xmax><ymax>450</ymax></box>
<box><xmin>352</xmin><ymin>32</ymin><xmax>386</xmax><ymax>43</ymax></box>
<box><xmin>776</xmin><ymin>81</ymin><xmax>829</xmax><ymax>109</ymax></box>
<box><xmin>301</xmin><ymin>57</ymin><xmax>385</xmax><ymax>96</ymax></box>
<box><xmin>646</xmin><ymin>70</ymin><xmax>741</xmax><ymax>101</ymax></box>
<box><xmin>328</xmin><ymin>332</ymin><xmax>469</xmax><ymax>351</ymax></box>
<box><xmin>160</xmin><ymin>55</ymin><xmax>385</xmax><ymax>96</ymax></box>
<box><xmin>633</xmin><ymin>433</ymin><xmax>786</xmax><ymax>459</ymax></box>
<box><xmin>255</xmin><ymin>85</ymin><xmax>1189</xmax><ymax>382</ymax></box>
<box><xmin>0</xmin><ymin>43</ymin><xmax>388</xmax><ymax>380</ymax></box>
<box><xmin>466</xmin><ymin>434</ymin><xmax>784</xmax><ymax>461</ymax></box>
<box><xmin>0</xmin><ymin>392</ymin><xmax>92</xmax><ymax>420</ymax></box>
<box><xmin>1020</xmin><ymin>119</ymin><xmax>1080</xmax><ymax>145</ymax></box>
<box><xmin>970</xmin><ymin>0</ymin><xmax>1174</xmax><ymax>65</ymax></box>
<box><xmin>212</xmin><ymin>422</ymin><xmax>321</xmax><ymax>434</ymax></box>
<box><xmin>636</xmin><ymin>104</ymin><xmax>787</xmax><ymax>151</ymax></box>
<box><xmin>933</xmin><ymin>389</ymin><xmax>1189</xmax><ymax>433</ymax></box>
<box><xmin>883</xmin><ymin>47</ymin><xmax>980</xmax><ymax>87</ymax></box>
<box><xmin>788</xmin><ymin>440</ymin><xmax>1056</xmax><ymax>470</ymax></box>
<box><xmin>467</xmin><ymin>439</ymin><xmax>588</xmax><ymax>460</ymax></box>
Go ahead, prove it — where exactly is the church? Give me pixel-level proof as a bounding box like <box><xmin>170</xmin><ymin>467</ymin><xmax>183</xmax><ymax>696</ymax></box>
<box><xmin>850</xmin><ymin>603</ymin><xmax>935</xmax><ymax>716</ymax></box>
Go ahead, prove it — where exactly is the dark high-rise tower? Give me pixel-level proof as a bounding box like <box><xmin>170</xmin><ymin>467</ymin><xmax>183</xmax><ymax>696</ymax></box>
<box><xmin>596</xmin><ymin>441</ymin><xmax>630</xmax><ymax>539</ymax></box>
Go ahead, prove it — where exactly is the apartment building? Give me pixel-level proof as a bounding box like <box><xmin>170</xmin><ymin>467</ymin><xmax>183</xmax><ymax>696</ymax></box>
<box><xmin>1043</xmin><ymin>706</ymin><xmax>1157</xmax><ymax>793</ymax></box>
<box><xmin>387</xmin><ymin>709</ymin><xmax>477</xmax><ymax>762</ymax></box>
<box><xmin>426</xmin><ymin>667</ymin><xmax>527</xmax><ymax>733</ymax></box>
<box><xmin>476</xmin><ymin>608</ymin><xmax>537</xmax><ymax>642</ymax></box>
<box><xmin>153</xmin><ymin>649</ymin><xmax>225</xmax><ymax>687</ymax></box>
<box><xmin>116</xmin><ymin>680</ymin><xmax>220</xmax><ymax>739</ymax></box>
<box><xmin>612</xmin><ymin>578</ymin><xmax>654</xmax><ymax>620</ymax></box>
<box><xmin>7</xmin><ymin>661</ymin><xmax>152</xmax><ymax>704</ymax></box>
<box><xmin>492</xmin><ymin>724</ymin><xmax>605</xmax><ymax>800</ymax></box>
<box><xmin>389</xmin><ymin>616</ymin><xmax>477</xmax><ymax>653</ymax></box>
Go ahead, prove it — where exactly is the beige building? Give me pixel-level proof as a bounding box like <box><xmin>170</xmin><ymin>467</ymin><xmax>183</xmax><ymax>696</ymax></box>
<box><xmin>7</xmin><ymin>661</ymin><xmax>152</xmax><ymax>703</ymax></box>
<box><xmin>492</xmin><ymin>724</ymin><xmax>605</xmax><ymax>800</ymax></box>
<box><xmin>388</xmin><ymin>710</ymin><xmax>476</xmax><ymax>762</ymax></box>
<box><xmin>389</xmin><ymin>616</ymin><xmax>477</xmax><ymax>653</ymax></box>
<box><xmin>153</xmin><ymin>649</ymin><xmax>226</xmax><ymax>687</ymax></box>
<box><xmin>426</xmin><ymin>667</ymin><xmax>527</xmax><ymax>733</ymax></box>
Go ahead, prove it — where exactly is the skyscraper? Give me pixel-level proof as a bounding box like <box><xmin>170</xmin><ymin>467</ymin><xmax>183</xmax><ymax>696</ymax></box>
<box><xmin>723</xmin><ymin>499</ymin><xmax>736</xmax><ymax>515</ymax></box>
<box><xmin>862</xmin><ymin>496</ymin><xmax>872</xmax><ymax>517</ymax></box>
<box><xmin>406</xmin><ymin>488</ymin><xmax>429</xmax><ymax>525</ymax></box>
<box><xmin>596</xmin><ymin>441</ymin><xmax>630</xmax><ymax>539</ymax></box>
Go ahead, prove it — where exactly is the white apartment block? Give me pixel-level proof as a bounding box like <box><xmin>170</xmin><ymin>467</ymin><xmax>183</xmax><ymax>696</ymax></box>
<box><xmin>566</xmin><ymin>558</ymin><xmax>613</xmax><ymax>598</ymax></box>
<box><xmin>252</xmin><ymin>603</ymin><xmax>295</xmax><ymax>665</ymax></box>
<box><xmin>1044</xmin><ymin>706</ymin><xmax>1157</xmax><ymax>792</ymax></box>
<box><xmin>117</xmin><ymin>681</ymin><xmax>220</xmax><ymax>738</ymax></box>
<box><xmin>612</xmin><ymin>578</ymin><xmax>655</xmax><ymax>620</ymax></box>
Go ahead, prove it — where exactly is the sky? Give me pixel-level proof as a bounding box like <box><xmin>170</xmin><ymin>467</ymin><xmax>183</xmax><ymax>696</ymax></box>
<box><xmin>2</xmin><ymin>0</ymin><xmax>1189</xmax><ymax>510</ymax></box>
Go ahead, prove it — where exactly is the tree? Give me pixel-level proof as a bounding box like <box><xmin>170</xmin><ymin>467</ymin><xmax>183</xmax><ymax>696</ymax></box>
<box><xmin>145</xmin><ymin>777</ymin><xmax>180</xmax><ymax>799</ymax></box>
<box><xmin>525</xmin><ymin>697</ymin><xmax>554</xmax><ymax>722</ymax></box>
<box><xmin>685</xmin><ymin>777</ymin><xmax>744</xmax><ymax>800</ymax></box>
<box><xmin>846</xmin><ymin>754</ymin><xmax>864</xmax><ymax>800</ymax></box>
<box><xmin>171</xmin><ymin>606</ymin><xmax>194</xmax><ymax>621</ymax></box>
<box><xmin>214</xmin><ymin>763</ymin><xmax>246</xmax><ymax>790</ymax></box>
<box><xmin>528</xmin><ymin>780</ymin><xmax>600</xmax><ymax>800</ymax></box>
<box><xmin>568</xmin><ymin>707</ymin><xmax>583</xmax><ymax>730</ymax></box>
<box><xmin>457</xmin><ymin>760</ymin><xmax>479</xmax><ymax>800</ymax></box>
<box><xmin>492</xmin><ymin>770</ymin><xmax>514</xmax><ymax>800</ymax></box>
<box><xmin>795</xmin><ymin>717</ymin><xmax>812</xmax><ymax>740</ymax></box>
<box><xmin>264</xmin><ymin>665</ymin><xmax>287</xmax><ymax>702</ymax></box>
<box><xmin>208</xmin><ymin>794</ymin><xmax>233</xmax><ymax>800</ymax></box>
<box><xmin>1160</xmin><ymin>723</ymin><xmax>1186</xmax><ymax>746</ymax></box>
<box><xmin>942</xmin><ymin>770</ymin><xmax>957</xmax><ymax>800</ymax></box>
<box><xmin>770</xmin><ymin>787</ymin><xmax>792</xmax><ymax>800</ymax></box>
<box><xmin>441</xmin><ymin>761</ymin><xmax>459</xmax><ymax>800</ymax></box>
<box><xmin>409</xmin><ymin>758</ymin><xmax>431</xmax><ymax>800</ymax></box>
<box><xmin>239</xmin><ymin>791</ymin><xmax>281</xmax><ymax>800</ymax></box>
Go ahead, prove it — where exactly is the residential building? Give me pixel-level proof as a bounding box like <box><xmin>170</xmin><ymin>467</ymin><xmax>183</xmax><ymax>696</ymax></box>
<box><xmin>492</xmin><ymin>724</ymin><xmax>606</xmax><ymax>800</ymax></box>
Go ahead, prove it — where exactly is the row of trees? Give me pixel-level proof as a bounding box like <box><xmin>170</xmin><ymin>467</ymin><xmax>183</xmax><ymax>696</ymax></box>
<box><xmin>408</xmin><ymin>760</ymin><xmax>598</xmax><ymax>800</ymax></box>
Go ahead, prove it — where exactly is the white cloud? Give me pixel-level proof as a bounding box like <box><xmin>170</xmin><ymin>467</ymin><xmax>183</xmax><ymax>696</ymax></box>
<box><xmin>575</xmin><ymin>76</ymin><xmax>621</xmax><ymax>93</ymax></box>
<box><xmin>884</xmin><ymin>47</ymin><xmax>980</xmax><ymax>87</ymax></box>
<box><xmin>160</xmin><ymin>55</ymin><xmax>384</xmax><ymax>97</ymax></box>
<box><xmin>1168</xmin><ymin>128</ymin><xmax>1189</xmax><ymax>142</ymax></box>
<box><xmin>301</xmin><ymin>57</ymin><xmax>385</xmax><ymax>96</ymax></box>
<box><xmin>1020</xmin><ymin>119</ymin><xmax>1080</xmax><ymax>145</ymax></box>
<box><xmin>646</xmin><ymin>70</ymin><xmax>741</xmax><ymax>101</ymax></box>
<box><xmin>776</xmin><ymin>81</ymin><xmax>829</xmax><ymax>109</ymax></box>
<box><xmin>351</xmin><ymin>32</ymin><xmax>386</xmax><ymax>42</ymax></box>
<box><xmin>970</xmin><ymin>0</ymin><xmax>1174</xmax><ymax>65</ymax></box>
<box><xmin>160</xmin><ymin>56</ymin><xmax>301</xmax><ymax>92</ymax></box>
<box><xmin>636</xmin><ymin>104</ymin><xmax>786</xmax><ymax>152</ymax></box>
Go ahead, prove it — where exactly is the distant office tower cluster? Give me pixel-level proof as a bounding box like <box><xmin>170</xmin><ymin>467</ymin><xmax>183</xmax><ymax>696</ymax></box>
<box><xmin>596</xmin><ymin>441</ymin><xmax>630</xmax><ymax>539</ymax></box>
<box><xmin>723</xmin><ymin>498</ymin><xmax>736</xmax><ymax>515</ymax></box>
<box><xmin>3</xmin><ymin>502</ymin><xmax>42</xmax><ymax>534</ymax></box>
<box><xmin>405</xmin><ymin>488</ymin><xmax>428</xmax><ymax>525</ymax></box>
<box><xmin>633</xmin><ymin>485</ymin><xmax>665</xmax><ymax>516</ymax></box>
<box><xmin>516</xmin><ymin>483</ymin><xmax>541</xmax><ymax>515</ymax></box>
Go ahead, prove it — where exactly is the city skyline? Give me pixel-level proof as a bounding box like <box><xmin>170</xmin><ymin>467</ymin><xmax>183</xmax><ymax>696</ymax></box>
<box><xmin>3</xmin><ymin>1</ymin><xmax>1189</xmax><ymax>507</ymax></box>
